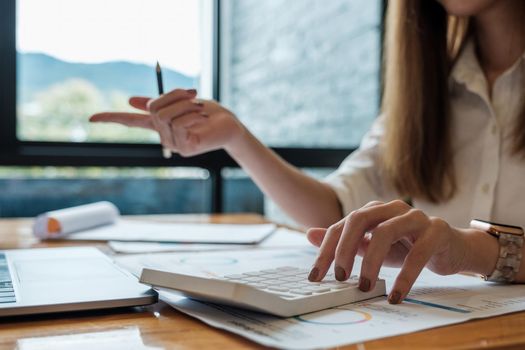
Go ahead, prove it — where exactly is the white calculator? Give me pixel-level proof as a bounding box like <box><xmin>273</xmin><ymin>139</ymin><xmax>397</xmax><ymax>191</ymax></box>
<box><xmin>140</xmin><ymin>266</ymin><xmax>386</xmax><ymax>317</ymax></box>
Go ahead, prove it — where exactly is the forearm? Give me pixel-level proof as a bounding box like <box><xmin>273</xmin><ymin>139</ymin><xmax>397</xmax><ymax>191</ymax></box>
<box><xmin>225</xmin><ymin>126</ymin><xmax>342</xmax><ymax>228</ymax></box>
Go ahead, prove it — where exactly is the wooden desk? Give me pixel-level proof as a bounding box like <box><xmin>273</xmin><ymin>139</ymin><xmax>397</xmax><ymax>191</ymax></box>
<box><xmin>1</xmin><ymin>214</ymin><xmax>525</xmax><ymax>350</ymax></box>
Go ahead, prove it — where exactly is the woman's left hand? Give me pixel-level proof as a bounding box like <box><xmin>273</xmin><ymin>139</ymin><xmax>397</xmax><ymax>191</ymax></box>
<box><xmin>306</xmin><ymin>200</ymin><xmax>469</xmax><ymax>304</ymax></box>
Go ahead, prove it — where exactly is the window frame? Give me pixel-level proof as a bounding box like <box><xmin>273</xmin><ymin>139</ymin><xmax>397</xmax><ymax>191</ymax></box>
<box><xmin>0</xmin><ymin>0</ymin><xmax>385</xmax><ymax>212</ymax></box>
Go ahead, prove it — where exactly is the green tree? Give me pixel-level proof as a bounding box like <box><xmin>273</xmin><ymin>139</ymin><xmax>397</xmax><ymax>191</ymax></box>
<box><xmin>19</xmin><ymin>78</ymin><xmax>157</xmax><ymax>143</ymax></box>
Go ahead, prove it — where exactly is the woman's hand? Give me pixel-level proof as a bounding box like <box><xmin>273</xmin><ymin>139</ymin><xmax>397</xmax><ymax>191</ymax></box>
<box><xmin>306</xmin><ymin>200</ymin><xmax>473</xmax><ymax>304</ymax></box>
<box><xmin>90</xmin><ymin>88</ymin><xmax>246</xmax><ymax>157</ymax></box>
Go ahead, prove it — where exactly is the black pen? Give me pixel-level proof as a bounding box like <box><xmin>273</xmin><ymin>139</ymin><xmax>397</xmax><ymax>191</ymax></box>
<box><xmin>156</xmin><ymin>61</ymin><xmax>171</xmax><ymax>159</ymax></box>
<box><xmin>156</xmin><ymin>61</ymin><xmax>164</xmax><ymax>95</ymax></box>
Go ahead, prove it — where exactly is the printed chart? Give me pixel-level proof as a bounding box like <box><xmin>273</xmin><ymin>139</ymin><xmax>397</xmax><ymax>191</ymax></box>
<box><xmin>295</xmin><ymin>307</ymin><xmax>373</xmax><ymax>325</ymax></box>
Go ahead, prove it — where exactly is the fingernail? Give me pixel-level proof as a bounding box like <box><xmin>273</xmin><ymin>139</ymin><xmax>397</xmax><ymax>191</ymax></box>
<box><xmin>308</xmin><ymin>267</ymin><xmax>319</xmax><ymax>281</ymax></box>
<box><xmin>388</xmin><ymin>291</ymin><xmax>402</xmax><ymax>304</ymax></box>
<box><xmin>200</xmin><ymin>112</ymin><xmax>209</xmax><ymax>117</ymax></box>
<box><xmin>359</xmin><ymin>277</ymin><xmax>370</xmax><ymax>292</ymax></box>
<box><xmin>335</xmin><ymin>266</ymin><xmax>347</xmax><ymax>281</ymax></box>
<box><xmin>187</xmin><ymin>89</ymin><xmax>197</xmax><ymax>94</ymax></box>
<box><xmin>193</xmin><ymin>102</ymin><xmax>204</xmax><ymax>107</ymax></box>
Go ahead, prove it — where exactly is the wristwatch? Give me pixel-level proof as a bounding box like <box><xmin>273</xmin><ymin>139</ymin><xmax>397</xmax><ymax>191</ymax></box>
<box><xmin>470</xmin><ymin>219</ymin><xmax>524</xmax><ymax>282</ymax></box>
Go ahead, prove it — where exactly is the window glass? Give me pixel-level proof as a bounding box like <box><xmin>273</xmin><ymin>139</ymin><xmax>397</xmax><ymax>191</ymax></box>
<box><xmin>16</xmin><ymin>0</ymin><xmax>209</xmax><ymax>143</ymax></box>
<box><xmin>222</xmin><ymin>168</ymin><xmax>264</xmax><ymax>213</ymax></box>
<box><xmin>221</xmin><ymin>0</ymin><xmax>381</xmax><ymax>148</ymax></box>
<box><xmin>0</xmin><ymin>167</ymin><xmax>210</xmax><ymax>217</ymax></box>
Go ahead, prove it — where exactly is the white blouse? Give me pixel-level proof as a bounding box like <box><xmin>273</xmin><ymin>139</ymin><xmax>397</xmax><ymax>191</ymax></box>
<box><xmin>324</xmin><ymin>40</ymin><xmax>525</xmax><ymax>229</ymax></box>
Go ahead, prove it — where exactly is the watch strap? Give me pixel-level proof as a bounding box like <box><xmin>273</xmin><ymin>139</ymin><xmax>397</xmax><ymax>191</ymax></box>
<box><xmin>486</xmin><ymin>233</ymin><xmax>524</xmax><ymax>282</ymax></box>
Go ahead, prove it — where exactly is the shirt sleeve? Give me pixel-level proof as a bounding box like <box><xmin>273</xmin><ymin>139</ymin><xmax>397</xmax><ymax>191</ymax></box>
<box><xmin>323</xmin><ymin>115</ymin><xmax>399</xmax><ymax>215</ymax></box>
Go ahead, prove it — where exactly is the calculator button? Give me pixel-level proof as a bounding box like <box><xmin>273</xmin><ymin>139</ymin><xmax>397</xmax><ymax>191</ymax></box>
<box><xmin>300</xmin><ymin>282</ymin><xmax>321</xmax><ymax>287</ymax></box>
<box><xmin>242</xmin><ymin>271</ymin><xmax>264</xmax><ymax>276</ymax></box>
<box><xmin>242</xmin><ymin>276</ymin><xmax>266</xmax><ymax>283</ymax></box>
<box><xmin>277</xmin><ymin>276</ymin><xmax>302</xmax><ymax>283</ymax></box>
<box><xmin>276</xmin><ymin>266</ymin><xmax>296</xmax><ymax>271</ymax></box>
<box><xmin>268</xmin><ymin>286</ymin><xmax>290</xmax><ymax>292</ymax></box>
<box><xmin>0</xmin><ymin>296</ymin><xmax>16</xmax><ymax>304</ymax></box>
<box><xmin>260</xmin><ymin>269</ymin><xmax>281</xmax><ymax>274</ymax></box>
<box><xmin>286</xmin><ymin>276</ymin><xmax>304</xmax><ymax>282</ymax></box>
<box><xmin>276</xmin><ymin>270</ymin><xmax>301</xmax><ymax>276</ymax></box>
<box><xmin>256</xmin><ymin>280</ymin><xmax>274</xmax><ymax>286</ymax></box>
<box><xmin>260</xmin><ymin>277</ymin><xmax>281</xmax><ymax>284</ymax></box>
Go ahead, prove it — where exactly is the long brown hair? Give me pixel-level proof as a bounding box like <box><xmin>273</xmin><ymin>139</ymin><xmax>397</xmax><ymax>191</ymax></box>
<box><xmin>381</xmin><ymin>0</ymin><xmax>525</xmax><ymax>203</ymax></box>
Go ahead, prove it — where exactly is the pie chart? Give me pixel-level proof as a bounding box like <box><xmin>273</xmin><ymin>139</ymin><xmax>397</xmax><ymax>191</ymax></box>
<box><xmin>295</xmin><ymin>308</ymin><xmax>372</xmax><ymax>325</ymax></box>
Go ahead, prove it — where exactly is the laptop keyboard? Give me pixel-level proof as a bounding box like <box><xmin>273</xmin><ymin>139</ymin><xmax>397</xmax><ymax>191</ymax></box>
<box><xmin>0</xmin><ymin>253</ymin><xmax>16</xmax><ymax>304</ymax></box>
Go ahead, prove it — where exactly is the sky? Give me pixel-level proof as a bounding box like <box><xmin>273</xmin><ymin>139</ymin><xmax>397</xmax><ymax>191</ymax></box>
<box><xmin>16</xmin><ymin>0</ymin><xmax>202</xmax><ymax>76</ymax></box>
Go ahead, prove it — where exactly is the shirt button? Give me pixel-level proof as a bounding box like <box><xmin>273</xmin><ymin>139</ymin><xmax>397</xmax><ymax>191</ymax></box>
<box><xmin>481</xmin><ymin>183</ymin><xmax>490</xmax><ymax>194</ymax></box>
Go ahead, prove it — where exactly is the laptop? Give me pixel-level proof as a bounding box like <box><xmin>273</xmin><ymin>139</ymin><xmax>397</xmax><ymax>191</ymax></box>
<box><xmin>0</xmin><ymin>246</ymin><xmax>157</xmax><ymax>317</ymax></box>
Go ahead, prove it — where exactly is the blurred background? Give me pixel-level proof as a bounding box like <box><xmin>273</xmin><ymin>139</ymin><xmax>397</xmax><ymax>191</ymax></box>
<box><xmin>1</xmin><ymin>0</ymin><xmax>382</xmax><ymax>225</ymax></box>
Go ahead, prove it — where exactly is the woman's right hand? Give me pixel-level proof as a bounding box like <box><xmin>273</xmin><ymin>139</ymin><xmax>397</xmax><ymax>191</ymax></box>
<box><xmin>89</xmin><ymin>88</ymin><xmax>246</xmax><ymax>157</ymax></box>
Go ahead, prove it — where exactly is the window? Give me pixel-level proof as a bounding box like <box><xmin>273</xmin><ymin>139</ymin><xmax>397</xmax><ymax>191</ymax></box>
<box><xmin>16</xmin><ymin>0</ymin><xmax>211</xmax><ymax>144</ymax></box>
<box><xmin>0</xmin><ymin>0</ymin><xmax>384</xmax><ymax>215</ymax></box>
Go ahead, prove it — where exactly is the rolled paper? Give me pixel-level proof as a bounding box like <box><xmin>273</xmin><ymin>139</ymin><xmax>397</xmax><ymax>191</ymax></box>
<box><xmin>33</xmin><ymin>201</ymin><xmax>120</xmax><ymax>239</ymax></box>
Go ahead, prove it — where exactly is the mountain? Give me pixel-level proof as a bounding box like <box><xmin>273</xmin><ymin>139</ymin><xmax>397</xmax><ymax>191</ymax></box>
<box><xmin>17</xmin><ymin>52</ymin><xmax>198</xmax><ymax>102</ymax></box>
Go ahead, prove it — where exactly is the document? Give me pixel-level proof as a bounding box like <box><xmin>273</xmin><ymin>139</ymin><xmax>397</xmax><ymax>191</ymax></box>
<box><xmin>108</xmin><ymin>227</ymin><xmax>308</xmax><ymax>253</ymax></box>
<box><xmin>115</xmin><ymin>248</ymin><xmax>525</xmax><ymax>349</ymax></box>
<box><xmin>17</xmin><ymin>327</ymin><xmax>160</xmax><ymax>350</ymax></box>
<box><xmin>33</xmin><ymin>201</ymin><xmax>276</xmax><ymax>244</ymax></box>
<box><xmin>68</xmin><ymin>221</ymin><xmax>276</xmax><ymax>244</ymax></box>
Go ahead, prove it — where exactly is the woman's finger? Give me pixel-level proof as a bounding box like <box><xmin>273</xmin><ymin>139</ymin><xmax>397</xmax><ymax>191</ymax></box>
<box><xmin>157</xmin><ymin>99</ymin><xmax>204</xmax><ymax>123</ymax></box>
<box><xmin>358</xmin><ymin>209</ymin><xmax>428</xmax><ymax>291</ymax></box>
<box><xmin>306</xmin><ymin>202</ymin><xmax>381</xmax><ymax>251</ymax></box>
<box><xmin>129</xmin><ymin>96</ymin><xmax>152</xmax><ymax>111</ymax></box>
<box><xmin>334</xmin><ymin>200</ymin><xmax>410</xmax><ymax>282</ymax></box>
<box><xmin>306</xmin><ymin>228</ymin><xmax>328</xmax><ymax>247</ymax></box>
<box><xmin>308</xmin><ymin>201</ymin><xmax>384</xmax><ymax>281</ymax></box>
<box><xmin>89</xmin><ymin>112</ymin><xmax>154</xmax><ymax>129</ymax></box>
<box><xmin>148</xmin><ymin>88</ymin><xmax>197</xmax><ymax>113</ymax></box>
<box><xmin>171</xmin><ymin>113</ymin><xmax>209</xmax><ymax>130</ymax></box>
<box><xmin>153</xmin><ymin>118</ymin><xmax>177</xmax><ymax>151</ymax></box>
<box><xmin>388</xmin><ymin>233</ymin><xmax>435</xmax><ymax>304</ymax></box>
<box><xmin>150</xmin><ymin>111</ymin><xmax>176</xmax><ymax>150</ymax></box>
<box><xmin>309</xmin><ymin>218</ymin><xmax>346</xmax><ymax>281</ymax></box>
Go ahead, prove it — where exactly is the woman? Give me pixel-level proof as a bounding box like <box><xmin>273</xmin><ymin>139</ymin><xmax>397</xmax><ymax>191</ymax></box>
<box><xmin>91</xmin><ymin>0</ymin><xmax>525</xmax><ymax>304</ymax></box>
